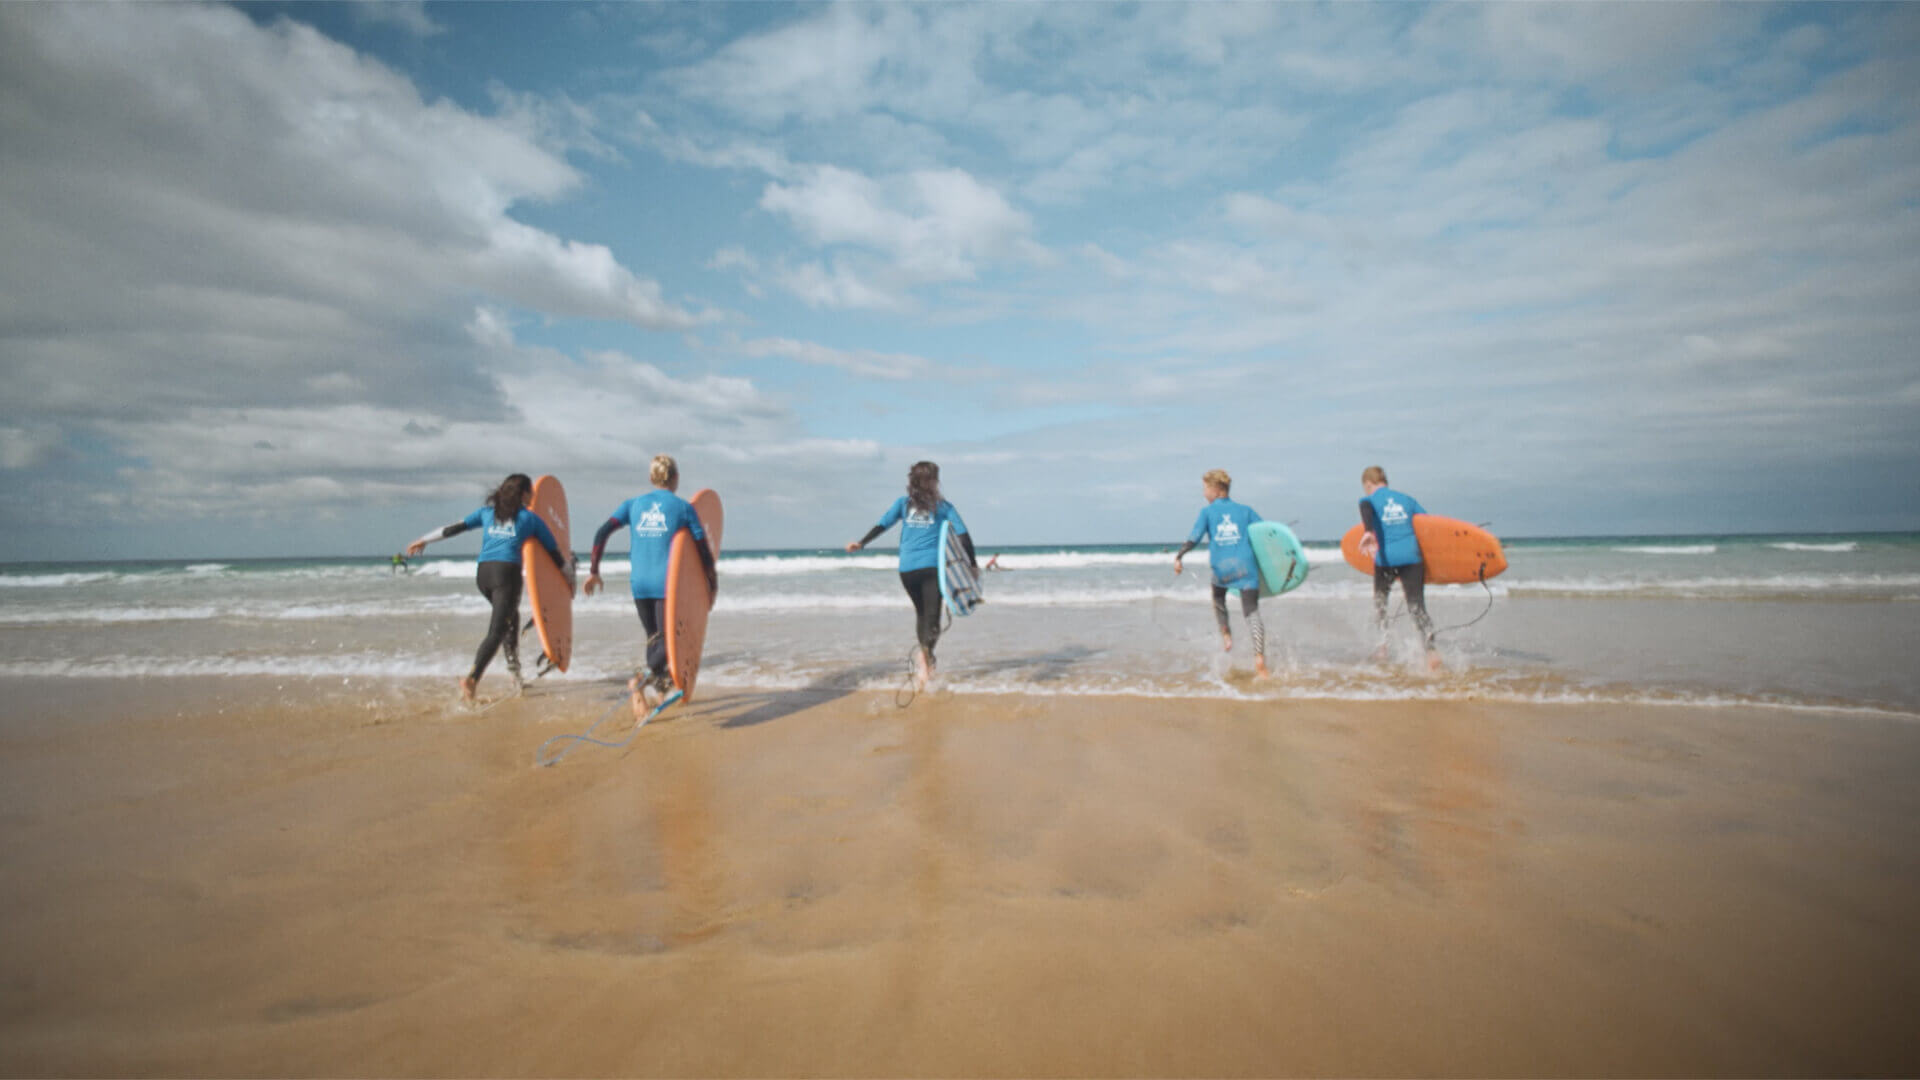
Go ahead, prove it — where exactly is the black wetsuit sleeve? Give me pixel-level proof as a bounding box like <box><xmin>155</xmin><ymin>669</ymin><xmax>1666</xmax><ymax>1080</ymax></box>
<box><xmin>856</xmin><ymin>524</ymin><xmax>886</xmax><ymax>548</ymax></box>
<box><xmin>589</xmin><ymin>517</ymin><xmax>622</xmax><ymax>576</ymax></box>
<box><xmin>697</xmin><ymin>535</ymin><xmax>718</xmax><ymax>596</ymax></box>
<box><xmin>1359</xmin><ymin>500</ymin><xmax>1384</xmax><ymax>550</ymax></box>
<box><xmin>529</xmin><ymin>516</ymin><xmax>567</xmax><ymax>570</ymax></box>
<box><xmin>1176</xmin><ymin>539</ymin><xmax>1199</xmax><ymax>559</ymax></box>
<box><xmin>440</xmin><ymin>521</ymin><xmax>470</xmax><ymax>540</ymax></box>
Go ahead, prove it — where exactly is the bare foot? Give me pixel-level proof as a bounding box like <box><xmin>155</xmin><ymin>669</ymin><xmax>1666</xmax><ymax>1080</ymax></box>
<box><xmin>1425</xmin><ymin>649</ymin><xmax>1445</xmax><ymax>672</ymax></box>
<box><xmin>913</xmin><ymin>648</ymin><xmax>932</xmax><ymax>689</ymax></box>
<box><xmin>630</xmin><ymin>689</ymin><xmax>648</xmax><ymax>723</ymax></box>
<box><xmin>459</xmin><ymin>675</ymin><xmax>477</xmax><ymax>703</ymax></box>
<box><xmin>1369</xmin><ymin>643</ymin><xmax>1390</xmax><ymax>664</ymax></box>
<box><xmin>1221</xmin><ymin>631</ymin><xmax>1234</xmax><ymax>653</ymax></box>
<box><xmin>1254</xmin><ymin>656</ymin><xmax>1271</xmax><ymax>680</ymax></box>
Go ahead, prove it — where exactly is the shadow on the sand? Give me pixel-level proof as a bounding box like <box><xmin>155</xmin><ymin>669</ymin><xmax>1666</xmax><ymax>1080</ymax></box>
<box><xmin>701</xmin><ymin>659</ymin><xmax>910</xmax><ymax>730</ymax></box>
<box><xmin>699</xmin><ymin>646</ymin><xmax>1105</xmax><ymax>728</ymax></box>
<box><xmin>951</xmin><ymin>644</ymin><xmax>1103</xmax><ymax>685</ymax></box>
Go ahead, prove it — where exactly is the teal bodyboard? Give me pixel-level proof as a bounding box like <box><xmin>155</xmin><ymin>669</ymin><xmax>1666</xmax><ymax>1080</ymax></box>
<box><xmin>1245</xmin><ymin>521</ymin><xmax>1309</xmax><ymax>598</ymax></box>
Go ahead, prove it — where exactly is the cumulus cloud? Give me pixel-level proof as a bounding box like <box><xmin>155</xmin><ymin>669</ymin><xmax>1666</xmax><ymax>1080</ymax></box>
<box><xmin>733</xmin><ymin>337</ymin><xmax>936</xmax><ymax>381</ymax></box>
<box><xmin>756</xmin><ymin>164</ymin><xmax>1041</xmax><ymax>304</ymax></box>
<box><xmin>7</xmin><ymin>1</ymin><xmax>1920</xmax><ymax>554</ymax></box>
<box><xmin>348</xmin><ymin>1</ymin><xmax>443</xmax><ymax>39</ymax></box>
<box><xmin>0</xmin><ymin>3</ymin><xmax>710</xmax><ymax>465</ymax></box>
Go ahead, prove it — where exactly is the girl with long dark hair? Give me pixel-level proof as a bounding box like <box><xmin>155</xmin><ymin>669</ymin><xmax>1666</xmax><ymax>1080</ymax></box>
<box><xmin>846</xmin><ymin>461</ymin><xmax>977</xmax><ymax>688</ymax></box>
<box><xmin>407</xmin><ymin>473</ymin><xmax>572</xmax><ymax>702</ymax></box>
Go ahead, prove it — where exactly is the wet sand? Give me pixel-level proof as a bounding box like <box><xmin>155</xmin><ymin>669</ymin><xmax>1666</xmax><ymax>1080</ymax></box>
<box><xmin>2</xmin><ymin>676</ymin><xmax>1918</xmax><ymax>1077</ymax></box>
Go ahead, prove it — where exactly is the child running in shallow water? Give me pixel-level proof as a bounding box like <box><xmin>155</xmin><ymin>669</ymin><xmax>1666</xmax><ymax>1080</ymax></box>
<box><xmin>847</xmin><ymin>460</ymin><xmax>976</xmax><ymax>690</ymax></box>
<box><xmin>407</xmin><ymin>473</ymin><xmax>572</xmax><ymax>702</ymax></box>
<box><xmin>1174</xmin><ymin>468</ymin><xmax>1270</xmax><ymax>679</ymax></box>
<box><xmin>584</xmin><ymin>454</ymin><xmax>718</xmax><ymax>721</ymax></box>
<box><xmin>1357</xmin><ymin>465</ymin><xmax>1443</xmax><ymax>671</ymax></box>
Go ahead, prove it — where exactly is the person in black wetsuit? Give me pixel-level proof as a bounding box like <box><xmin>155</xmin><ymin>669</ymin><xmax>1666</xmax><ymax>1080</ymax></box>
<box><xmin>846</xmin><ymin>461</ymin><xmax>976</xmax><ymax>689</ymax></box>
<box><xmin>407</xmin><ymin>473</ymin><xmax>572</xmax><ymax>702</ymax></box>
<box><xmin>1173</xmin><ymin>468</ymin><xmax>1270</xmax><ymax>679</ymax></box>
<box><xmin>583</xmin><ymin>454</ymin><xmax>719</xmax><ymax>718</ymax></box>
<box><xmin>1357</xmin><ymin>465</ymin><xmax>1441</xmax><ymax>671</ymax></box>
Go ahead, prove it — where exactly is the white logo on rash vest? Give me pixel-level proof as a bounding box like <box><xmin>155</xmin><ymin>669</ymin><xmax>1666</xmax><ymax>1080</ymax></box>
<box><xmin>635</xmin><ymin>504</ymin><xmax>669</xmax><ymax>537</ymax></box>
<box><xmin>1380</xmin><ymin>497</ymin><xmax>1410</xmax><ymax>526</ymax></box>
<box><xmin>486</xmin><ymin>518</ymin><xmax>518</xmax><ymax>541</ymax></box>
<box><xmin>905</xmin><ymin>507</ymin><xmax>935</xmax><ymax>529</ymax></box>
<box><xmin>1215</xmin><ymin>517</ymin><xmax>1242</xmax><ymax>546</ymax></box>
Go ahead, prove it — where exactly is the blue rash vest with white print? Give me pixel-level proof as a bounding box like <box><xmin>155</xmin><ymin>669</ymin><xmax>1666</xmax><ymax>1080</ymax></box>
<box><xmin>462</xmin><ymin>507</ymin><xmax>564</xmax><ymax>567</ymax></box>
<box><xmin>1188</xmin><ymin>497</ymin><xmax>1263</xmax><ymax>592</ymax></box>
<box><xmin>612</xmin><ymin>489</ymin><xmax>705</xmax><ymax>600</ymax></box>
<box><xmin>875</xmin><ymin>497</ymin><xmax>966</xmax><ymax>574</ymax></box>
<box><xmin>1361</xmin><ymin>487</ymin><xmax>1426</xmax><ymax>569</ymax></box>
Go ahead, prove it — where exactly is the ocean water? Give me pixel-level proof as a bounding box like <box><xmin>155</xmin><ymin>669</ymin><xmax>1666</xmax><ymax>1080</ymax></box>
<box><xmin>3</xmin><ymin>534</ymin><xmax>1919</xmax><ymax>717</ymax></box>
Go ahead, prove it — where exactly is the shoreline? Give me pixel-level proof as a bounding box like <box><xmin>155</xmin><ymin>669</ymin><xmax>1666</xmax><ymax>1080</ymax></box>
<box><xmin>3</xmin><ymin>678</ymin><xmax>1918</xmax><ymax>1076</ymax></box>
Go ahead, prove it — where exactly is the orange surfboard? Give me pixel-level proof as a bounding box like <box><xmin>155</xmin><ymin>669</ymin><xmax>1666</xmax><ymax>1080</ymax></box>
<box><xmin>665</xmin><ymin>489</ymin><xmax>723</xmax><ymax>701</ymax></box>
<box><xmin>1341</xmin><ymin>515</ymin><xmax>1507</xmax><ymax>585</ymax></box>
<box><xmin>521</xmin><ymin>474</ymin><xmax>574</xmax><ymax>672</ymax></box>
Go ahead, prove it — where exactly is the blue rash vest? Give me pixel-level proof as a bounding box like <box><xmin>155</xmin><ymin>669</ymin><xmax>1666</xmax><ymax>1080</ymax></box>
<box><xmin>463</xmin><ymin>506</ymin><xmax>564</xmax><ymax>567</ymax></box>
<box><xmin>875</xmin><ymin>497</ymin><xmax>966</xmax><ymax>574</ymax></box>
<box><xmin>1188</xmin><ymin>497</ymin><xmax>1263</xmax><ymax>592</ymax></box>
<box><xmin>1361</xmin><ymin>487</ymin><xmax>1426</xmax><ymax>569</ymax></box>
<box><xmin>611</xmin><ymin>489</ymin><xmax>705</xmax><ymax>600</ymax></box>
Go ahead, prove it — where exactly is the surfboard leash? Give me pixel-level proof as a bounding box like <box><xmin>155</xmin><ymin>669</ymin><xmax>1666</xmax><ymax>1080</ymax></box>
<box><xmin>1387</xmin><ymin>567</ymin><xmax>1497</xmax><ymax>640</ymax></box>
<box><xmin>533</xmin><ymin>691</ymin><xmax>641</xmax><ymax>767</ymax></box>
<box><xmin>1435</xmin><ymin>568</ymin><xmax>1498</xmax><ymax>637</ymax></box>
<box><xmin>894</xmin><ymin>647</ymin><xmax>921</xmax><ymax>708</ymax></box>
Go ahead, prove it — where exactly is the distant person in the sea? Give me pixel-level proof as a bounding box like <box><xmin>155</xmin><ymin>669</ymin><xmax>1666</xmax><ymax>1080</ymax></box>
<box><xmin>407</xmin><ymin>473</ymin><xmax>572</xmax><ymax>703</ymax></box>
<box><xmin>985</xmin><ymin>554</ymin><xmax>1004</xmax><ymax>572</ymax></box>
<box><xmin>847</xmin><ymin>460</ymin><xmax>976</xmax><ymax>690</ymax></box>
<box><xmin>1174</xmin><ymin>468</ymin><xmax>1270</xmax><ymax>679</ymax></box>
<box><xmin>585</xmin><ymin>454</ymin><xmax>717</xmax><ymax>720</ymax></box>
<box><xmin>1358</xmin><ymin>465</ymin><xmax>1441</xmax><ymax>671</ymax></box>
<box><xmin>390</xmin><ymin>552</ymin><xmax>409</xmax><ymax>575</ymax></box>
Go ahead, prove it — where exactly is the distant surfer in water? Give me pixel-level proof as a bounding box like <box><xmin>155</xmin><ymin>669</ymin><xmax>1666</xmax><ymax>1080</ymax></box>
<box><xmin>390</xmin><ymin>552</ymin><xmax>408</xmax><ymax>574</ymax></box>
<box><xmin>407</xmin><ymin>473</ymin><xmax>573</xmax><ymax>703</ymax></box>
<box><xmin>1174</xmin><ymin>469</ymin><xmax>1270</xmax><ymax>679</ymax></box>
<box><xmin>585</xmin><ymin>454</ymin><xmax>718</xmax><ymax>720</ymax></box>
<box><xmin>1358</xmin><ymin>465</ymin><xmax>1442</xmax><ymax>671</ymax></box>
<box><xmin>847</xmin><ymin>460</ymin><xmax>976</xmax><ymax>690</ymax></box>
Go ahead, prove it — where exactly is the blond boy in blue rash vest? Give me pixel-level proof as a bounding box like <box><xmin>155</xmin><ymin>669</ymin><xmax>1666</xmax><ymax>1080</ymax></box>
<box><xmin>1358</xmin><ymin>465</ymin><xmax>1442</xmax><ymax>671</ymax></box>
<box><xmin>1174</xmin><ymin>469</ymin><xmax>1270</xmax><ymax>679</ymax></box>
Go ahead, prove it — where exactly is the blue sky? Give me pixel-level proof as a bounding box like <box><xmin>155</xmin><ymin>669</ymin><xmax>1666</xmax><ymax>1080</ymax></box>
<box><xmin>2</xmin><ymin>1</ymin><xmax>1916</xmax><ymax>560</ymax></box>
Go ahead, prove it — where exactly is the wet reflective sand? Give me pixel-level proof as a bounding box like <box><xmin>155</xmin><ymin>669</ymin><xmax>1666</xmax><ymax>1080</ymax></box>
<box><xmin>2</xmin><ymin>676</ymin><xmax>1917</xmax><ymax>1076</ymax></box>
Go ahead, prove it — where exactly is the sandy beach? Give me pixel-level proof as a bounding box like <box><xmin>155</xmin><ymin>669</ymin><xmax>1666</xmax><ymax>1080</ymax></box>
<box><xmin>2</xmin><ymin>676</ymin><xmax>1917</xmax><ymax>1077</ymax></box>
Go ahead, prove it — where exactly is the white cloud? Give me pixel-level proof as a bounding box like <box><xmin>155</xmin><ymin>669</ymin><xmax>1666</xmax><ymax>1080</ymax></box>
<box><xmin>0</xmin><ymin>2</ymin><xmax>710</xmax><ymax>437</ymax></box>
<box><xmin>734</xmin><ymin>337</ymin><xmax>935</xmax><ymax>381</ymax></box>
<box><xmin>752</xmin><ymin>164</ymin><xmax>1041</xmax><ymax>307</ymax></box>
<box><xmin>349</xmin><ymin>1</ymin><xmax>443</xmax><ymax>39</ymax></box>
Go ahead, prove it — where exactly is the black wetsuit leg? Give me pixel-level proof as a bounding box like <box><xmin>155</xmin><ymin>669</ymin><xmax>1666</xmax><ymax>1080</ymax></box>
<box><xmin>633</xmin><ymin>598</ymin><xmax>668</xmax><ymax>679</ymax></box>
<box><xmin>1374</xmin><ymin>564</ymin><xmax>1436</xmax><ymax>647</ymax></box>
<box><xmin>1372</xmin><ymin>566</ymin><xmax>1395</xmax><ymax>636</ymax></box>
<box><xmin>1213</xmin><ymin>585</ymin><xmax>1267</xmax><ymax>658</ymax></box>
<box><xmin>1397</xmin><ymin>562</ymin><xmax>1436</xmax><ymax>646</ymax></box>
<box><xmin>471</xmin><ymin>561</ymin><xmax>523</xmax><ymax>681</ymax></box>
<box><xmin>900</xmin><ymin>567</ymin><xmax>942</xmax><ymax>658</ymax></box>
<box><xmin>1241</xmin><ymin>589</ymin><xmax>1266</xmax><ymax>659</ymax></box>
